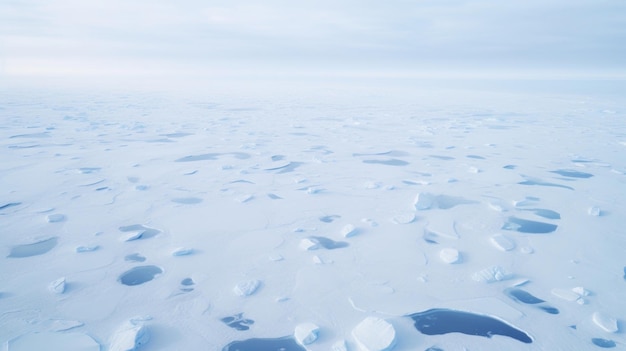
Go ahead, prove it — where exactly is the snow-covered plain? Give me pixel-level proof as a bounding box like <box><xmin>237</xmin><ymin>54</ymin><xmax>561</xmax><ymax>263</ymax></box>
<box><xmin>1</xmin><ymin>80</ymin><xmax>625</xmax><ymax>350</ymax></box>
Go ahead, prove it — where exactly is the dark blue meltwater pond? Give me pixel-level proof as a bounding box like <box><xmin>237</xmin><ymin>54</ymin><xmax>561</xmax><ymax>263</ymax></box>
<box><xmin>118</xmin><ymin>265</ymin><xmax>163</xmax><ymax>286</ymax></box>
<box><xmin>408</xmin><ymin>309</ymin><xmax>532</xmax><ymax>344</ymax></box>
<box><xmin>503</xmin><ymin>217</ymin><xmax>557</xmax><ymax>234</ymax></box>
<box><xmin>592</xmin><ymin>338</ymin><xmax>617</xmax><ymax>348</ymax></box>
<box><xmin>222</xmin><ymin>337</ymin><xmax>304</xmax><ymax>351</ymax></box>
<box><xmin>505</xmin><ymin>288</ymin><xmax>559</xmax><ymax>314</ymax></box>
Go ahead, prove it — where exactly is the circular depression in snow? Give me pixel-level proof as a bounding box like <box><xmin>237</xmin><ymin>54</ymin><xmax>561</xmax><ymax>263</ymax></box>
<box><xmin>118</xmin><ymin>266</ymin><xmax>163</xmax><ymax>286</ymax></box>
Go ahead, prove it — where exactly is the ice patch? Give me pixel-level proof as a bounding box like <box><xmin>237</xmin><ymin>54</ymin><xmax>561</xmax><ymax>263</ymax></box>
<box><xmin>49</xmin><ymin>277</ymin><xmax>66</xmax><ymax>294</ymax></box>
<box><xmin>8</xmin><ymin>237</ymin><xmax>58</xmax><ymax>258</ymax></box>
<box><xmin>172</xmin><ymin>247</ymin><xmax>194</xmax><ymax>256</ymax></box>
<box><xmin>429</xmin><ymin>155</ymin><xmax>454</xmax><ymax>160</ymax></box>
<box><xmin>175</xmin><ymin>152</ymin><xmax>250</xmax><ymax>162</ymax></box>
<box><xmin>340</xmin><ymin>224</ymin><xmax>359</xmax><ymax>237</ymax></box>
<box><xmin>233</xmin><ymin>279</ymin><xmax>261</xmax><ymax>296</ymax></box>
<box><xmin>352</xmin><ymin>317</ymin><xmax>396</xmax><ymax>351</ymax></box>
<box><xmin>76</xmin><ymin>245</ymin><xmax>99</xmax><ymax>253</ymax></box>
<box><xmin>119</xmin><ymin>225</ymin><xmax>160</xmax><ymax>241</ymax></box>
<box><xmin>46</xmin><ymin>214</ymin><xmax>66</xmax><ymax>223</ymax></box>
<box><xmin>7</xmin><ymin>332</ymin><xmax>100</xmax><ymax>351</ymax></box>
<box><xmin>161</xmin><ymin>132</ymin><xmax>192</xmax><ymax>138</ymax></box>
<box><xmin>414</xmin><ymin>192</ymin><xmax>476</xmax><ymax>210</ymax></box>
<box><xmin>391</xmin><ymin>212</ymin><xmax>415</xmax><ymax>224</ymax></box>
<box><xmin>551</xmin><ymin>288</ymin><xmax>581</xmax><ymax>302</ymax></box>
<box><xmin>592</xmin><ymin>312</ymin><xmax>619</xmax><ymax>333</ymax></box>
<box><xmin>109</xmin><ymin>319</ymin><xmax>150</xmax><ymax>351</ymax></box>
<box><xmin>490</xmin><ymin>234</ymin><xmax>516</xmax><ymax>251</ymax></box>
<box><xmin>588</xmin><ymin>206</ymin><xmax>601</xmax><ymax>216</ymax></box>
<box><xmin>118</xmin><ymin>266</ymin><xmax>163</xmax><ymax>286</ymax></box>
<box><xmin>439</xmin><ymin>248</ymin><xmax>460</xmax><ymax>264</ymax></box>
<box><xmin>172</xmin><ymin>197</ymin><xmax>202</xmax><ymax>204</ymax></box>
<box><xmin>472</xmin><ymin>266</ymin><xmax>512</xmax><ymax>283</ymax></box>
<box><xmin>294</xmin><ymin>323</ymin><xmax>320</xmax><ymax>345</ymax></box>
<box><xmin>363</xmin><ymin>159</ymin><xmax>409</xmax><ymax>166</ymax></box>
<box><xmin>77</xmin><ymin>167</ymin><xmax>100</xmax><ymax>174</ymax></box>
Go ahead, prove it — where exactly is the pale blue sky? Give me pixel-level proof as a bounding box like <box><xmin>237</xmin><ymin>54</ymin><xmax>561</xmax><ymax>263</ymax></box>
<box><xmin>2</xmin><ymin>0</ymin><xmax>625</xmax><ymax>81</ymax></box>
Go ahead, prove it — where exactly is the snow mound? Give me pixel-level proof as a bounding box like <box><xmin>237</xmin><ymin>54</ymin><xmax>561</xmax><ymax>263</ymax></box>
<box><xmin>48</xmin><ymin>277</ymin><xmax>66</xmax><ymax>294</ymax></box>
<box><xmin>439</xmin><ymin>248</ymin><xmax>460</xmax><ymax>264</ymax></box>
<box><xmin>332</xmin><ymin>339</ymin><xmax>348</xmax><ymax>351</ymax></box>
<box><xmin>414</xmin><ymin>192</ymin><xmax>476</xmax><ymax>210</ymax></box>
<box><xmin>391</xmin><ymin>212</ymin><xmax>415</xmax><ymax>224</ymax></box>
<box><xmin>472</xmin><ymin>266</ymin><xmax>512</xmax><ymax>283</ymax></box>
<box><xmin>299</xmin><ymin>238</ymin><xmax>319</xmax><ymax>250</ymax></box>
<box><xmin>109</xmin><ymin>319</ymin><xmax>150</xmax><ymax>351</ymax></box>
<box><xmin>352</xmin><ymin>317</ymin><xmax>396</xmax><ymax>351</ymax></box>
<box><xmin>592</xmin><ymin>312</ymin><xmax>618</xmax><ymax>333</ymax></box>
<box><xmin>341</xmin><ymin>224</ymin><xmax>359</xmax><ymax>237</ymax></box>
<box><xmin>588</xmin><ymin>206</ymin><xmax>601</xmax><ymax>216</ymax></box>
<box><xmin>490</xmin><ymin>234</ymin><xmax>516</xmax><ymax>251</ymax></box>
<box><xmin>551</xmin><ymin>287</ymin><xmax>588</xmax><ymax>304</ymax></box>
<box><xmin>294</xmin><ymin>323</ymin><xmax>320</xmax><ymax>345</ymax></box>
<box><xmin>234</xmin><ymin>279</ymin><xmax>261</xmax><ymax>296</ymax></box>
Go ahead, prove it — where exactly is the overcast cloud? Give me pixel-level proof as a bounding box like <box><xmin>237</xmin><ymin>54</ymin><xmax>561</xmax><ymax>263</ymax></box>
<box><xmin>1</xmin><ymin>0</ymin><xmax>625</xmax><ymax>81</ymax></box>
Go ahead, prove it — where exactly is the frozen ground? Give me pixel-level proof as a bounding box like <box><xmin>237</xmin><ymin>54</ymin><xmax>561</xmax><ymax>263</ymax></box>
<box><xmin>1</xmin><ymin>80</ymin><xmax>625</xmax><ymax>350</ymax></box>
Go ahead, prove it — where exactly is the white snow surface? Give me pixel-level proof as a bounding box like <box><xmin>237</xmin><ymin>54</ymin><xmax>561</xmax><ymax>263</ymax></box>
<box><xmin>7</xmin><ymin>332</ymin><xmax>100</xmax><ymax>351</ymax></box>
<box><xmin>1</xmin><ymin>82</ymin><xmax>625</xmax><ymax>350</ymax></box>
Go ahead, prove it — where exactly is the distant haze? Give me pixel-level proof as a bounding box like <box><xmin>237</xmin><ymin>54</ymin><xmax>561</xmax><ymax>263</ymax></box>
<box><xmin>2</xmin><ymin>0</ymin><xmax>625</xmax><ymax>87</ymax></box>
